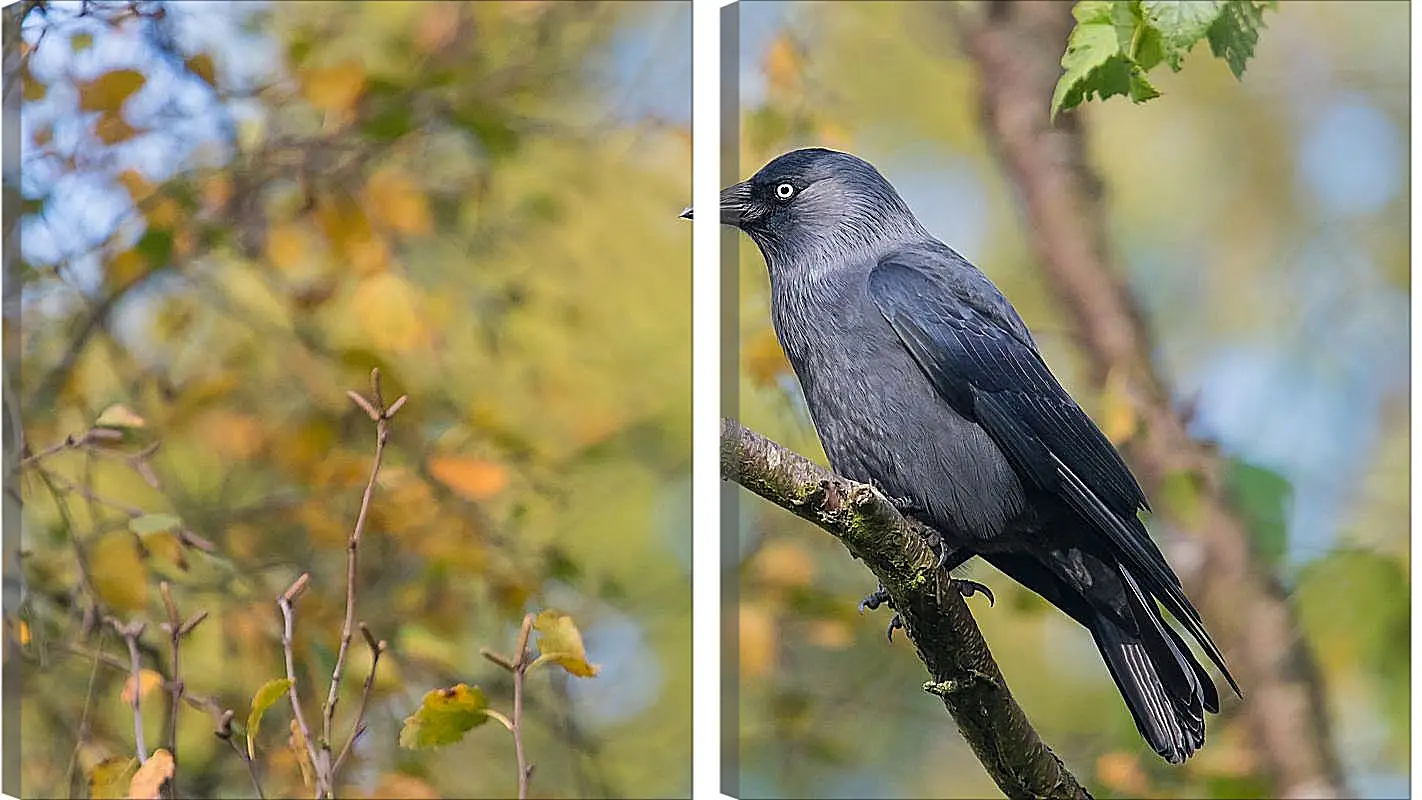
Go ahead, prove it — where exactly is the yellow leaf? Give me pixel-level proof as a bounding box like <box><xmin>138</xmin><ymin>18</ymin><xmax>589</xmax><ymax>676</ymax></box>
<box><xmin>364</xmin><ymin>169</ymin><xmax>432</xmax><ymax>236</ymax></box>
<box><xmin>373</xmin><ymin>773</ymin><xmax>441</xmax><ymax>799</ymax></box>
<box><xmin>317</xmin><ymin>196</ymin><xmax>388</xmax><ymax>275</ymax></box>
<box><xmin>201</xmin><ymin>173</ymin><xmax>233</xmax><ymax>214</ymax></box>
<box><xmin>806</xmin><ymin>619</ymin><xmax>853</xmax><ymax>650</ymax></box>
<box><xmin>94</xmin><ymin>111</ymin><xmax>138</xmax><ymax>145</ymax></box>
<box><xmin>351</xmin><ymin>273</ymin><xmax>426</xmax><ymax>352</ymax></box>
<box><xmin>764</xmin><ymin>34</ymin><xmax>802</xmax><ymax>94</ymax></box>
<box><xmin>22</xmin><ymin>72</ymin><xmax>46</xmax><ymax>102</ymax></box>
<box><xmin>1100</xmin><ymin>367</ymin><xmax>1138</xmax><ymax>444</ymax></box>
<box><xmin>16</xmin><ymin>619</ymin><xmax>30</xmax><ymax>646</ymax></box>
<box><xmin>196</xmin><ymin>409</ymin><xmax>266</xmax><ymax>460</ymax></box>
<box><xmin>742</xmin><ymin>327</ymin><xmax>791</xmax><ymax>388</ymax></box>
<box><xmin>86</xmin><ymin>756</ymin><xmax>137</xmax><ymax>800</ymax></box>
<box><xmin>186</xmin><ymin>53</ymin><xmax>217</xmax><ymax>87</ymax></box>
<box><xmin>1095</xmin><ymin>751</ymin><xmax>1149</xmax><ymax>796</ymax></box>
<box><xmin>127</xmin><ymin>749</ymin><xmax>174</xmax><ymax>800</ymax></box>
<box><xmin>289</xmin><ymin>719</ymin><xmax>314</xmax><ymax>790</ymax></box>
<box><xmin>739</xmin><ymin>603</ymin><xmax>775</xmax><ymax>678</ymax></box>
<box><xmin>106</xmin><ymin>249</ymin><xmax>149</xmax><ymax>288</ymax></box>
<box><xmin>144</xmin><ymin>196</ymin><xmax>181</xmax><ymax>230</ymax></box>
<box><xmin>78</xmin><ymin>69</ymin><xmax>146</xmax><ymax>112</ymax></box>
<box><xmin>265</xmin><ymin>222</ymin><xmax>308</xmax><ymax>273</ymax></box>
<box><xmin>90</xmin><ymin>533</ymin><xmax>148</xmax><ymax>614</ymax></box>
<box><xmin>121</xmin><ymin>668</ymin><xmax>165</xmax><ymax>704</ymax></box>
<box><xmin>533</xmin><ymin>610</ymin><xmax>599</xmax><ymax>678</ymax></box>
<box><xmin>96</xmin><ymin>403</ymin><xmax>145</xmax><ymax>429</ymax></box>
<box><xmin>301</xmin><ymin>61</ymin><xmax>366</xmax><ymax>114</ymax></box>
<box><xmin>427</xmin><ymin>457</ymin><xmax>508</xmax><ymax>501</ymax></box>
<box><xmin>116</xmin><ymin>169</ymin><xmax>156</xmax><ymax>204</ymax></box>
<box><xmin>752</xmin><ymin>540</ymin><xmax>815</xmax><ymax>589</ymax></box>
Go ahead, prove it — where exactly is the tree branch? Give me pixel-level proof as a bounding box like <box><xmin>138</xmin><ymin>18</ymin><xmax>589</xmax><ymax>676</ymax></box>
<box><xmin>954</xmin><ymin>3</ymin><xmax>1347</xmax><ymax>796</ymax></box>
<box><xmin>721</xmin><ymin>418</ymin><xmax>1090</xmax><ymax>800</ymax></box>
<box><xmin>277</xmin><ymin>573</ymin><xmax>325</xmax><ymax>799</ymax></box>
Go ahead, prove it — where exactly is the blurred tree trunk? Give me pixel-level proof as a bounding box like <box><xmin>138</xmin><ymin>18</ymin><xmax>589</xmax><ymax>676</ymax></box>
<box><xmin>954</xmin><ymin>2</ymin><xmax>1347</xmax><ymax>797</ymax></box>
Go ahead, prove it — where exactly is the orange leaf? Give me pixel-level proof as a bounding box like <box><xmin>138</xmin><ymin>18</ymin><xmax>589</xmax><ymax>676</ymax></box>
<box><xmin>78</xmin><ymin>69</ymin><xmax>146</xmax><ymax>112</ymax></box>
<box><xmin>301</xmin><ymin>61</ymin><xmax>366</xmax><ymax>114</ymax></box>
<box><xmin>428</xmin><ymin>457</ymin><xmax>508</xmax><ymax>500</ymax></box>
<box><xmin>364</xmin><ymin>169</ymin><xmax>432</xmax><ymax>236</ymax></box>
<box><xmin>121</xmin><ymin>668</ymin><xmax>165</xmax><ymax>704</ymax></box>
<box><xmin>739</xmin><ymin>603</ymin><xmax>775</xmax><ymax>678</ymax></box>
<box><xmin>94</xmin><ymin>111</ymin><xmax>138</xmax><ymax>145</ymax></box>
<box><xmin>127</xmin><ymin>749</ymin><xmax>174</xmax><ymax>800</ymax></box>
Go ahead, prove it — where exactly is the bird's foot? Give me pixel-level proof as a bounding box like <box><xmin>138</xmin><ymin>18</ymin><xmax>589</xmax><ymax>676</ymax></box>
<box><xmin>858</xmin><ymin>584</ymin><xmax>892</xmax><ymax>614</ymax></box>
<box><xmin>952</xmin><ymin>578</ymin><xmax>995</xmax><ymax>607</ymax></box>
<box><xmin>885</xmin><ymin>613</ymin><xmax>904</xmax><ymax>642</ymax></box>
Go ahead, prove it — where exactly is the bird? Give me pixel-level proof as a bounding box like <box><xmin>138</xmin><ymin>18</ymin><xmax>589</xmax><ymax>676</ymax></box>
<box><xmin>702</xmin><ymin>147</ymin><xmax>1240</xmax><ymax>764</ymax></box>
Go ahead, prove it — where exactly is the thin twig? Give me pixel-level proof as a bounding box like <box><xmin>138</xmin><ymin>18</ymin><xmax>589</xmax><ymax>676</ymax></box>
<box><xmin>217</xmin><ymin>709</ymin><xmax>266</xmax><ymax>800</ymax></box>
<box><xmin>277</xmin><ymin>573</ymin><xmax>325</xmax><ymax>799</ymax></box>
<box><xmin>158</xmin><ymin>582</ymin><xmax>206</xmax><ymax>800</ymax></box>
<box><xmin>511</xmin><ymin>613</ymin><xmax>535</xmax><ymax>800</ymax></box>
<box><xmin>321</xmin><ymin>368</ymin><xmax>404</xmax><ymax>796</ymax></box>
<box><xmin>332</xmin><ymin>624</ymin><xmax>385</xmax><ymax>775</ymax></box>
<box><xmin>110</xmin><ymin>618</ymin><xmax>149</xmax><ymax>764</ymax></box>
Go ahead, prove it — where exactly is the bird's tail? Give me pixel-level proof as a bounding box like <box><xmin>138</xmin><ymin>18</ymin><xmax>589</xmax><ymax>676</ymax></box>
<box><xmin>1089</xmin><ymin>568</ymin><xmax>1220</xmax><ymax>764</ymax></box>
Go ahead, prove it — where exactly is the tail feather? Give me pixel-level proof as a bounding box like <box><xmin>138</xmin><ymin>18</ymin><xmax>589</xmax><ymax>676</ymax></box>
<box><xmin>1091</xmin><ymin>568</ymin><xmax>1212</xmax><ymax>763</ymax></box>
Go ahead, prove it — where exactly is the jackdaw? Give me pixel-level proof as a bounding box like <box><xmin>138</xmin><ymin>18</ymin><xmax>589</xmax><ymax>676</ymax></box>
<box><xmin>706</xmin><ymin>147</ymin><xmax>1240</xmax><ymax>763</ymax></box>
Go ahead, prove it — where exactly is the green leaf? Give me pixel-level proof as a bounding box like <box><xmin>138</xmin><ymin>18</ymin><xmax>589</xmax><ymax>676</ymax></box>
<box><xmin>134</xmin><ymin>228</ymin><xmax>174</xmax><ymax>268</ymax></box>
<box><xmin>1157</xmin><ymin>468</ymin><xmax>1205</xmax><ymax>528</ymax></box>
<box><xmin>1052</xmin><ymin>5</ymin><xmax>1123</xmax><ymax>119</ymax></box>
<box><xmin>246</xmin><ymin>678</ymin><xmax>294</xmax><ymax>759</ymax></box>
<box><xmin>1207</xmin><ymin>0</ymin><xmax>1270</xmax><ymax>78</ymax></box>
<box><xmin>1141</xmin><ymin>1</ymin><xmax>1224</xmax><ymax>69</ymax></box>
<box><xmin>533</xmin><ymin>610</ymin><xmax>600</xmax><ymax>678</ymax></box>
<box><xmin>129</xmin><ymin>513</ymin><xmax>181</xmax><ymax>536</ymax></box>
<box><xmin>1223</xmin><ymin>458</ymin><xmax>1291</xmax><ymax>567</ymax></box>
<box><xmin>399</xmin><ymin>683</ymin><xmax>491</xmax><ymax>749</ymax></box>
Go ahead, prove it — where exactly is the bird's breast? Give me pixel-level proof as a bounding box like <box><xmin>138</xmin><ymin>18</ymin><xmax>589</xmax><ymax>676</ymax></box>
<box><xmin>768</xmin><ymin>276</ymin><xmax>1026</xmax><ymax>541</ymax></box>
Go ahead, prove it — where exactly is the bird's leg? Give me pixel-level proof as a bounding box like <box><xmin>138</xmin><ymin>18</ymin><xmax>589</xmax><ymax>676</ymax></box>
<box><xmin>886</xmin><ymin>613</ymin><xmax>904</xmax><ymax>642</ymax></box>
<box><xmin>859</xmin><ymin>583</ymin><xmax>892</xmax><ymax>614</ymax></box>
<box><xmin>922</xmin><ymin>536</ymin><xmax>995</xmax><ymax>607</ymax></box>
<box><xmin>953</xmin><ymin>578</ymin><xmax>995</xmax><ymax>607</ymax></box>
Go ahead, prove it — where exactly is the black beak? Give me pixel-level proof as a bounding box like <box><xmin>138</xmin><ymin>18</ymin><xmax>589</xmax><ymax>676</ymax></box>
<box><xmin>677</xmin><ymin>181</ymin><xmax>754</xmax><ymax>226</ymax></box>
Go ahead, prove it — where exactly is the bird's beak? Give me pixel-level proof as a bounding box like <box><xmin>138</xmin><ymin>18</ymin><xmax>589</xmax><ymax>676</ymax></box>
<box><xmin>677</xmin><ymin>181</ymin><xmax>754</xmax><ymax>226</ymax></box>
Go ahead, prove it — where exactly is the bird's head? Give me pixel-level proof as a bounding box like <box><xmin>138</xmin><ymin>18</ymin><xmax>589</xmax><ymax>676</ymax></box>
<box><xmin>684</xmin><ymin>148</ymin><xmax>922</xmax><ymax>265</ymax></box>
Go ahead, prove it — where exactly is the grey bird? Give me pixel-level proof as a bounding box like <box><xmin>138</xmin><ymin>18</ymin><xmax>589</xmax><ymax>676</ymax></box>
<box><xmin>704</xmin><ymin>147</ymin><xmax>1240</xmax><ymax>763</ymax></box>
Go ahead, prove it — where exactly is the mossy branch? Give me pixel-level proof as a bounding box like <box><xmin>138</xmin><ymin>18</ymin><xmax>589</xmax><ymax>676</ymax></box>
<box><xmin>721</xmin><ymin>417</ymin><xmax>1091</xmax><ymax>800</ymax></box>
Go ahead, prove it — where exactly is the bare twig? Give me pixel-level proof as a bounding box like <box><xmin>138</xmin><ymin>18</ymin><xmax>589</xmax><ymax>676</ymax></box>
<box><xmin>321</xmin><ymin>368</ymin><xmax>404</xmax><ymax>795</ymax></box>
<box><xmin>331</xmin><ymin>623</ymin><xmax>386</xmax><ymax>775</ymax></box>
<box><xmin>216</xmin><ymin>709</ymin><xmax>266</xmax><ymax>800</ymax></box>
<box><xmin>722</xmin><ymin>418</ymin><xmax>1090</xmax><ymax>800</ymax></box>
<box><xmin>277</xmin><ymin>573</ymin><xmax>325</xmax><ymax>798</ymax></box>
<box><xmin>511</xmin><ymin>613</ymin><xmax>535</xmax><ymax>800</ymax></box>
<box><xmin>110</xmin><ymin>618</ymin><xmax>149</xmax><ymax>764</ymax></box>
<box><xmin>158</xmin><ymin>581</ymin><xmax>207</xmax><ymax>800</ymax></box>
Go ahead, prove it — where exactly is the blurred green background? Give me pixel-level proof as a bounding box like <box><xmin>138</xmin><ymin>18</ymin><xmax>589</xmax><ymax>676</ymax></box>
<box><xmin>730</xmin><ymin>2</ymin><xmax>1407</xmax><ymax>799</ymax></box>
<box><xmin>9</xmin><ymin>2</ymin><xmax>690</xmax><ymax>797</ymax></box>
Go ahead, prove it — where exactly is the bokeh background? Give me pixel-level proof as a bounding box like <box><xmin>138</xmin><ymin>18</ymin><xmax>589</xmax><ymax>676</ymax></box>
<box><xmin>730</xmin><ymin>2</ymin><xmax>1408</xmax><ymax>799</ymax></box>
<box><xmin>8</xmin><ymin>2</ymin><xmax>691</xmax><ymax>797</ymax></box>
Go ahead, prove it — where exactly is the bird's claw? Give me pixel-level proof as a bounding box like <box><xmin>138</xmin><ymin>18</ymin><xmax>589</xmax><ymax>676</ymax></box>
<box><xmin>953</xmin><ymin>578</ymin><xmax>995</xmax><ymax>607</ymax></box>
<box><xmin>859</xmin><ymin>584</ymin><xmax>891</xmax><ymax>614</ymax></box>
<box><xmin>886</xmin><ymin>613</ymin><xmax>904</xmax><ymax>642</ymax></box>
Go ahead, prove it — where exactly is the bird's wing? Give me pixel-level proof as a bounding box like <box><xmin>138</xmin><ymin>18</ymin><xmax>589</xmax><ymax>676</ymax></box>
<box><xmin>868</xmin><ymin>254</ymin><xmax>1239</xmax><ymax>695</ymax></box>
